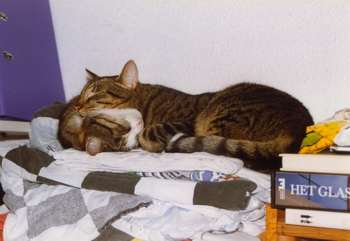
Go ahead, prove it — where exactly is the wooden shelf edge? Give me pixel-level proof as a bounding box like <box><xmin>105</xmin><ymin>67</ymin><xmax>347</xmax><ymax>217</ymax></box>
<box><xmin>0</xmin><ymin>120</ymin><xmax>30</xmax><ymax>133</ymax></box>
<box><xmin>278</xmin><ymin>221</ymin><xmax>350</xmax><ymax>240</ymax></box>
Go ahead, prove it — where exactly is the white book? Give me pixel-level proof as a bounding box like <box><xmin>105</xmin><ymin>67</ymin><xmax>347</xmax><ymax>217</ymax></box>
<box><xmin>285</xmin><ymin>208</ymin><xmax>350</xmax><ymax>230</ymax></box>
<box><xmin>280</xmin><ymin>153</ymin><xmax>350</xmax><ymax>174</ymax></box>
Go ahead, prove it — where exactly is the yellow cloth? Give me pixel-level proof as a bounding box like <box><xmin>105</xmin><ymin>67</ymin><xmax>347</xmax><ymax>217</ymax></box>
<box><xmin>299</xmin><ymin>120</ymin><xmax>348</xmax><ymax>154</ymax></box>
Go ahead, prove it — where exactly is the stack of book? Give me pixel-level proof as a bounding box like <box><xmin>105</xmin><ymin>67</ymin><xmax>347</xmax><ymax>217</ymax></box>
<box><xmin>272</xmin><ymin>153</ymin><xmax>350</xmax><ymax>230</ymax></box>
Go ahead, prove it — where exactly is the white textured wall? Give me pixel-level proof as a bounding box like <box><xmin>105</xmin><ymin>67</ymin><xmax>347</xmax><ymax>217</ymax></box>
<box><xmin>49</xmin><ymin>0</ymin><xmax>350</xmax><ymax>122</ymax></box>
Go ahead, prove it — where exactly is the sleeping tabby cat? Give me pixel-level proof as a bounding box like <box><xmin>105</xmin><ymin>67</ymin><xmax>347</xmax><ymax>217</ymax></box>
<box><xmin>58</xmin><ymin>77</ymin><xmax>143</xmax><ymax>155</ymax></box>
<box><xmin>59</xmin><ymin>60</ymin><xmax>313</xmax><ymax>171</ymax></box>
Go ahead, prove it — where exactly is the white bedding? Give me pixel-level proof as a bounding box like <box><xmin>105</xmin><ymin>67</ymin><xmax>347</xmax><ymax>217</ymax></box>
<box><xmin>0</xmin><ymin>140</ymin><xmax>269</xmax><ymax>241</ymax></box>
<box><xmin>52</xmin><ymin>148</ymin><xmax>243</xmax><ymax>174</ymax></box>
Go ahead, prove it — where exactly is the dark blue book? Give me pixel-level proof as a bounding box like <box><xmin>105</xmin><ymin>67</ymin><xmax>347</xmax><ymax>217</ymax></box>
<box><xmin>272</xmin><ymin>171</ymin><xmax>350</xmax><ymax>212</ymax></box>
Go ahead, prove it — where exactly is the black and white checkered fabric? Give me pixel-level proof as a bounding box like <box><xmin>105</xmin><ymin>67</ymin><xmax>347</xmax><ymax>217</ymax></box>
<box><xmin>0</xmin><ymin>145</ymin><xmax>257</xmax><ymax>241</ymax></box>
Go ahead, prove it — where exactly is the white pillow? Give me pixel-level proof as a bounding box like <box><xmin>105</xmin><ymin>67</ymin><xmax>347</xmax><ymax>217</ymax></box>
<box><xmin>29</xmin><ymin>117</ymin><xmax>63</xmax><ymax>153</ymax></box>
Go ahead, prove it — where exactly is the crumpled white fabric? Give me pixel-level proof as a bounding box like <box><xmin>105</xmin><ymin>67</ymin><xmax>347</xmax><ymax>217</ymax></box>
<box><xmin>0</xmin><ymin>140</ymin><xmax>269</xmax><ymax>241</ymax></box>
<box><xmin>2</xmin><ymin>115</ymin><xmax>270</xmax><ymax>241</ymax></box>
<box><xmin>29</xmin><ymin>117</ymin><xmax>63</xmax><ymax>153</ymax></box>
<box><xmin>329</xmin><ymin>108</ymin><xmax>350</xmax><ymax>121</ymax></box>
<box><xmin>323</xmin><ymin>108</ymin><xmax>350</xmax><ymax>123</ymax></box>
<box><xmin>324</xmin><ymin>108</ymin><xmax>350</xmax><ymax>147</ymax></box>
<box><xmin>193</xmin><ymin>231</ymin><xmax>260</xmax><ymax>241</ymax></box>
<box><xmin>52</xmin><ymin>148</ymin><xmax>243</xmax><ymax>174</ymax></box>
<box><xmin>0</xmin><ymin>140</ymin><xmax>29</xmax><ymax>156</ymax></box>
<box><xmin>113</xmin><ymin>197</ymin><xmax>265</xmax><ymax>241</ymax></box>
<box><xmin>334</xmin><ymin>124</ymin><xmax>350</xmax><ymax>146</ymax></box>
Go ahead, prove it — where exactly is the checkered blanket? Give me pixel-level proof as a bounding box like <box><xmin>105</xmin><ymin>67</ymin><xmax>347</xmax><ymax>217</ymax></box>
<box><xmin>0</xmin><ymin>145</ymin><xmax>258</xmax><ymax>241</ymax></box>
<box><xmin>1</xmin><ymin>147</ymin><xmax>151</xmax><ymax>241</ymax></box>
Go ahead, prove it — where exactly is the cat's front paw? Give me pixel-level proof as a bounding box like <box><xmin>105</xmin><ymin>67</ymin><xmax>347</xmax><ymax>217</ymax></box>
<box><xmin>85</xmin><ymin>136</ymin><xmax>103</xmax><ymax>155</ymax></box>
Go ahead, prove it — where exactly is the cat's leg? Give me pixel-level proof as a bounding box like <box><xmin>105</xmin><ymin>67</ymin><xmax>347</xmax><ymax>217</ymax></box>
<box><xmin>138</xmin><ymin>121</ymin><xmax>193</xmax><ymax>152</ymax></box>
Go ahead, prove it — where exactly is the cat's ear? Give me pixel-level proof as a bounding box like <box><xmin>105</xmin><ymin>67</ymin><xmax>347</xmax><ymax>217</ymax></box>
<box><xmin>85</xmin><ymin>69</ymin><xmax>99</xmax><ymax>82</ymax></box>
<box><xmin>119</xmin><ymin>60</ymin><xmax>139</xmax><ymax>89</ymax></box>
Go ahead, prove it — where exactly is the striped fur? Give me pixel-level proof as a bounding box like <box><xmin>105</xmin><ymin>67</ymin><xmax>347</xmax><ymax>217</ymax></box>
<box><xmin>59</xmin><ymin>60</ymin><xmax>313</xmax><ymax>171</ymax></box>
<box><xmin>58</xmin><ymin>97</ymin><xmax>132</xmax><ymax>155</ymax></box>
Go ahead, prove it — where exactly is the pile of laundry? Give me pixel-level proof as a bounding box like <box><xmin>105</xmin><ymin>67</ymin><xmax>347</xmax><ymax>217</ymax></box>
<box><xmin>0</xmin><ymin>110</ymin><xmax>269</xmax><ymax>241</ymax></box>
<box><xmin>299</xmin><ymin>108</ymin><xmax>350</xmax><ymax>154</ymax></box>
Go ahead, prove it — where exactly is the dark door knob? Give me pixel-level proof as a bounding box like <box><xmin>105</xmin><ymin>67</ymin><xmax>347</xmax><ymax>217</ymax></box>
<box><xmin>0</xmin><ymin>12</ymin><xmax>8</xmax><ymax>22</ymax></box>
<box><xmin>2</xmin><ymin>51</ymin><xmax>13</xmax><ymax>60</ymax></box>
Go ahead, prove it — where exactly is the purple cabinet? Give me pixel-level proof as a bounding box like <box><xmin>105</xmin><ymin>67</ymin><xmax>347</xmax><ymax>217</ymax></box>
<box><xmin>0</xmin><ymin>0</ymin><xmax>65</xmax><ymax>120</ymax></box>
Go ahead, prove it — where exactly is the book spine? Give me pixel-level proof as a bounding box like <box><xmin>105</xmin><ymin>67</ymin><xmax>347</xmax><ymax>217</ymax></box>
<box><xmin>285</xmin><ymin>208</ymin><xmax>350</xmax><ymax>230</ymax></box>
<box><xmin>272</xmin><ymin>171</ymin><xmax>350</xmax><ymax>212</ymax></box>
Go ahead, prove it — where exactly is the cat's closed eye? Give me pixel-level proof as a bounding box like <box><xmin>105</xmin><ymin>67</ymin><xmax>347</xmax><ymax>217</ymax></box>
<box><xmin>94</xmin><ymin>97</ymin><xmax>113</xmax><ymax>104</ymax></box>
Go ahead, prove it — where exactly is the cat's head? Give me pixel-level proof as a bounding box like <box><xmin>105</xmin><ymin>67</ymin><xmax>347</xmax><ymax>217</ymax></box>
<box><xmin>60</xmin><ymin>111</ymin><xmax>132</xmax><ymax>155</ymax></box>
<box><xmin>84</xmin><ymin>117</ymin><xmax>132</xmax><ymax>155</ymax></box>
<box><xmin>77</xmin><ymin>60</ymin><xmax>139</xmax><ymax>114</ymax></box>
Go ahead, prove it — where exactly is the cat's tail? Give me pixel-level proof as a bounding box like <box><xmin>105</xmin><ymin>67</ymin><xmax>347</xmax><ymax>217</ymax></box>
<box><xmin>166</xmin><ymin>134</ymin><xmax>297</xmax><ymax>171</ymax></box>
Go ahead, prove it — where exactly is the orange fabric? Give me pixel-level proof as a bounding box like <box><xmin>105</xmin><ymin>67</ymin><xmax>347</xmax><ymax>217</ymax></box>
<box><xmin>0</xmin><ymin>213</ymin><xmax>8</xmax><ymax>241</ymax></box>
